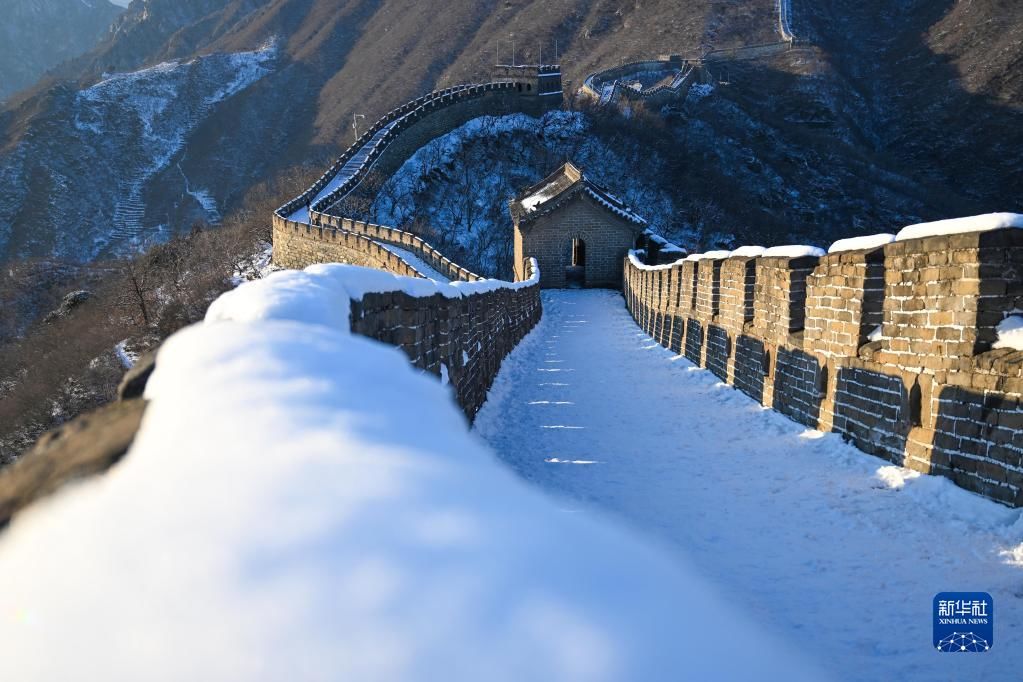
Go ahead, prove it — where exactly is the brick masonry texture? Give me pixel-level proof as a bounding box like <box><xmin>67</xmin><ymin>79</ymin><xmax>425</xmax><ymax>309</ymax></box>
<box><xmin>272</xmin><ymin>218</ymin><xmax>422</xmax><ymax>276</ymax></box>
<box><xmin>513</xmin><ymin>192</ymin><xmax>641</xmax><ymax>288</ymax></box>
<box><xmin>804</xmin><ymin>248</ymin><xmax>885</xmax><ymax>358</ymax></box>
<box><xmin>350</xmin><ymin>265</ymin><xmax>541</xmax><ymax>419</ymax></box>
<box><xmin>624</xmin><ymin>228</ymin><xmax>1023</xmax><ymax>508</ymax></box>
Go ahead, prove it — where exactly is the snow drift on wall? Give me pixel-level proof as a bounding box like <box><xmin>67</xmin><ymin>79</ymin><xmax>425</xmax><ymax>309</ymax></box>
<box><xmin>0</xmin><ymin>264</ymin><xmax>817</xmax><ymax>680</ymax></box>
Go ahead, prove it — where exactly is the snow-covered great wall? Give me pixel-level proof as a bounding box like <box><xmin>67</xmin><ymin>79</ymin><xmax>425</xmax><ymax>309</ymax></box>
<box><xmin>265</xmin><ymin>67</ymin><xmax>569</xmax><ymax>420</ymax></box>
<box><xmin>272</xmin><ymin>65</ymin><xmax>562</xmax><ymax>281</ymax></box>
<box><xmin>3</xmin><ymin>33</ymin><xmax>1023</xmax><ymax>671</ymax></box>
<box><xmin>0</xmin><ymin>258</ymin><xmax>824</xmax><ymax>679</ymax></box>
<box><xmin>628</xmin><ymin>214</ymin><xmax>1023</xmax><ymax>507</ymax></box>
<box><xmin>579</xmin><ymin>1</ymin><xmax>799</xmax><ymax>109</ymax></box>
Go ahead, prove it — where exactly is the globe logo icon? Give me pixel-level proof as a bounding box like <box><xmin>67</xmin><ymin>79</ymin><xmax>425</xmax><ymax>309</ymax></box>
<box><xmin>936</xmin><ymin>632</ymin><xmax>990</xmax><ymax>653</ymax></box>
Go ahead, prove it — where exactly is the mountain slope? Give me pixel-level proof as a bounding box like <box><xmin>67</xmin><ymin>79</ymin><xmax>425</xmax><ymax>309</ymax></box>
<box><xmin>0</xmin><ymin>0</ymin><xmax>1021</xmax><ymax>266</ymax></box>
<box><xmin>795</xmin><ymin>0</ymin><xmax>1023</xmax><ymax>211</ymax></box>
<box><xmin>0</xmin><ymin>0</ymin><xmax>123</xmax><ymax>101</ymax></box>
<box><xmin>0</xmin><ymin>0</ymin><xmax>777</xmax><ymax>263</ymax></box>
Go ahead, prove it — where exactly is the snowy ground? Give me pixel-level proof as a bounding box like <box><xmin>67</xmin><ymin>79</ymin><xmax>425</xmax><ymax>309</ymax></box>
<box><xmin>475</xmin><ymin>290</ymin><xmax>1023</xmax><ymax>681</ymax></box>
<box><xmin>0</xmin><ymin>267</ymin><xmax>822</xmax><ymax>681</ymax></box>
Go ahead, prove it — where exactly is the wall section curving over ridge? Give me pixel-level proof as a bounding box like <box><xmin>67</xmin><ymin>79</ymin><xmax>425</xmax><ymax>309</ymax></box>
<box><xmin>273</xmin><ymin>68</ymin><xmax>562</xmax><ymax>281</ymax></box>
<box><xmin>625</xmin><ymin>228</ymin><xmax>1023</xmax><ymax>507</ymax></box>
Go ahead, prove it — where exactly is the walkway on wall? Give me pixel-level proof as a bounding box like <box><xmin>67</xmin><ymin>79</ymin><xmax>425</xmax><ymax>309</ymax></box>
<box><xmin>288</xmin><ymin>120</ymin><xmax>400</xmax><ymax>224</ymax></box>
<box><xmin>474</xmin><ymin>290</ymin><xmax>1023</xmax><ymax>682</ymax></box>
<box><xmin>379</xmin><ymin>243</ymin><xmax>451</xmax><ymax>281</ymax></box>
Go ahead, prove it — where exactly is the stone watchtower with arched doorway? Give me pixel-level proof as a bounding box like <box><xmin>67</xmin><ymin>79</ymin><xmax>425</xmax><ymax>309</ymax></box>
<box><xmin>509</xmin><ymin>162</ymin><xmax>648</xmax><ymax>288</ymax></box>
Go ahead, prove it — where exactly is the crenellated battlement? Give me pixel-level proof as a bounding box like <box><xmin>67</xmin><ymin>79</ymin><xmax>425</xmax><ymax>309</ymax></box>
<box><xmin>490</xmin><ymin>64</ymin><xmax>563</xmax><ymax>97</ymax></box>
<box><xmin>273</xmin><ymin>70</ymin><xmax>562</xmax><ymax>280</ymax></box>
<box><xmin>625</xmin><ymin>226</ymin><xmax>1023</xmax><ymax>507</ymax></box>
<box><xmin>804</xmin><ymin>247</ymin><xmax>886</xmax><ymax>359</ymax></box>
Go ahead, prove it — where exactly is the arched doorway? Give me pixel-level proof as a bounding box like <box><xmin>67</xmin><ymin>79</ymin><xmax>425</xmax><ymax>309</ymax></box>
<box><xmin>565</xmin><ymin>237</ymin><xmax>586</xmax><ymax>287</ymax></box>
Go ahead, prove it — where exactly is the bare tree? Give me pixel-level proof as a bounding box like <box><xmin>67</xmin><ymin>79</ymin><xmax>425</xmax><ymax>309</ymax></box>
<box><xmin>118</xmin><ymin>255</ymin><xmax>157</xmax><ymax>328</ymax></box>
<box><xmin>683</xmin><ymin>198</ymin><xmax>728</xmax><ymax>250</ymax></box>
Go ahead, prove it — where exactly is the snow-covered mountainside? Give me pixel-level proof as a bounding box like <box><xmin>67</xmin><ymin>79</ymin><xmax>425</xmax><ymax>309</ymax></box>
<box><xmin>368</xmin><ymin>112</ymin><xmax>707</xmax><ymax>279</ymax></box>
<box><xmin>0</xmin><ymin>43</ymin><xmax>277</xmax><ymax>260</ymax></box>
<box><xmin>0</xmin><ymin>0</ymin><xmax>123</xmax><ymax>101</ymax></box>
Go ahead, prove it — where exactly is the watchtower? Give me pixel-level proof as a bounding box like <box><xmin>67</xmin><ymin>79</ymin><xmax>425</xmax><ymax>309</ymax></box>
<box><xmin>490</xmin><ymin>64</ymin><xmax>563</xmax><ymax>110</ymax></box>
<box><xmin>509</xmin><ymin>162</ymin><xmax>647</xmax><ymax>288</ymax></box>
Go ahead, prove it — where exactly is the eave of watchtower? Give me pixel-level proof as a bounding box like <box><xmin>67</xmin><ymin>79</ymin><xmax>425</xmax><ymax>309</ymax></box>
<box><xmin>509</xmin><ymin>161</ymin><xmax>648</xmax><ymax>230</ymax></box>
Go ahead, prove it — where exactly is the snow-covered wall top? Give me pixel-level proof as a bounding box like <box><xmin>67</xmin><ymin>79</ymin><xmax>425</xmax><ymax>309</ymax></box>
<box><xmin>895</xmin><ymin>213</ymin><xmax>1023</xmax><ymax>242</ymax></box>
<box><xmin>581</xmin><ymin>58</ymin><xmax>700</xmax><ymax>107</ymax></box>
<box><xmin>828</xmin><ymin>233</ymin><xmax>895</xmax><ymax>254</ymax></box>
<box><xmin>0</xmin><ymin>265</ymin><xmax>818</xmax><ymax>680</ymax></box>
<box><xmin>629</xmin><ymin>250</ymin><xmax>684</xmax><ymax>271</ymax></box>
<box><xmin>210</xmin><ymin>259</ymin><xmax>541</xmax><ymax>323</ymax></box>
<box><xmin>635</xmin><ymin>212</ymin><xmax>1023</xmax><ymax>268</ymax></box>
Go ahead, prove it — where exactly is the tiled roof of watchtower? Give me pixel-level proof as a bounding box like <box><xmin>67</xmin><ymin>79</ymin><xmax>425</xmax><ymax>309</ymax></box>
<box><xmin>509</xmin><ymin>162</ymin><xmax>648</xmax><ymax>228</ymax></box>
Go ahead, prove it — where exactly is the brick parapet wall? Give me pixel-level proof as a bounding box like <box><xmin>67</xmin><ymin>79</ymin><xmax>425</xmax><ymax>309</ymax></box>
<box><xmin>694</xmin><ymin>258</ymin><xmax>723</xmax><ymax>321</ymax></box>
<box><xmin>303</xmin><ymin>84</ymin><xmax>551</xmax><ymax>221</ymax></box>
<box><xmin>276</xmin><ymin>84</ymin><xmax>492</xmax><ymax>220</ymax></box>
<box><xmin>350</xmin><ymin>260</ymin><xmax>542</xmax><ymax>418</ymax></box>
<box><xmin>272</xmin><ymin>215</ymin><xmax>423</xmax><ymax>277</ymax></box>
<box><xmin>623</xmin><ymin>230</ymin><xmax>1023</xmax><ymax>507</ymax></box>
<box><xmin>753</xmin><ymin>255</ymin><xmax>819</xmax><ymax>345</ymax></box>
<box><xmin>718</xmin><ymin>256</ymin><xmax>757</xmax><ymax>336</ymax></box>
<box><xmin>369</xmin><ymin>92</ymin><xmax>534</xmax><ymax>178</ymax></box>
<box><xmin>661</xmin><ymin>267</ymin><xmax>681</xmax><ymax>349</ymax></box>
<box><xmin>678</xmin><ymin>260</ymin><xmax>698</xmax><ymax>317</ymax></box>
<box><xmin>804</xmin><ymin>248</ymin><xmax>885</xmax><ymax>359</ymax></box>
<box><xmin>311</xmin><ymin>215</ymin><xmax>480</xmax><ymax>282</ymax></box>
<box><xmin>877</xmin><ymin>230</ymin><xmax>1023</xmax><ymax>371</ymax></box>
